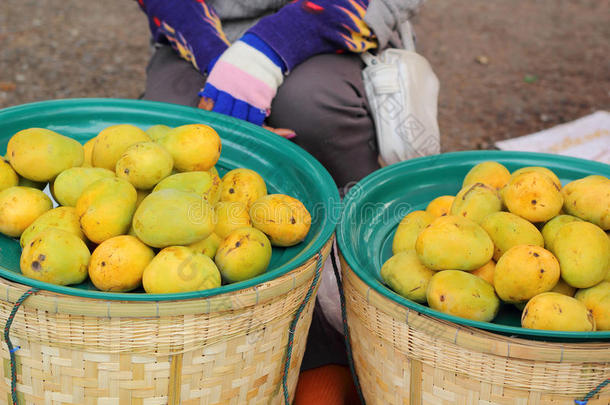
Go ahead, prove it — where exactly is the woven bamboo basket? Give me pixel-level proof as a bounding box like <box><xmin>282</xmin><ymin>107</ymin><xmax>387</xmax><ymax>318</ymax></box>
<box><xmin>0</xmin><ymin>238</ymin><xmax>331</xmax><ymax>405</ymax></box>
<box><xmin>340</xmin><ymin>253</ymin><xmax>610</xmax><ymax>405</ymax></box>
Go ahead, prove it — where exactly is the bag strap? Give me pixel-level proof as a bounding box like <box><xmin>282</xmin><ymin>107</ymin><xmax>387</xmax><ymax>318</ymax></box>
<box><xmin>400</xmin><ymin>20</ymin><xmax>416</xmax><ymax>52</ymax></box>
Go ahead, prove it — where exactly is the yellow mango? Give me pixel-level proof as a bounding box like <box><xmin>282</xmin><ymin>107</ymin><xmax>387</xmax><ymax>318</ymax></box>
<box><xmin>133</xmin><ymin>189</ymin><xmax>215</xmax><ymax>248</ymax></box>
<box><xmin>249</xmin><ymin>194</ymin><xmax>311</xmax><ymax>247</ymax></box>
<box><xmin>20</xmin><ymin>228</ymin><xmax>90</xmax><ymax>286</ymax></box>
<box><xmin>153</xmin><ymin>170</ymin><xmax>219</xmax><ymax>204</ymax></box>
<box><xmin>540</xmin><ymin>215</ymin><xmax>583</xmax><ymax>252</ymax></box>
<box><xmin>380</xmin><ymin>250</ymin><xmax>435</xmax><ymax>303</ymax></box>
<box><xmin>522</xmin><ymin>292</ymin><xmax>595</xmax><ymax>331</ymax></box>
<box><xmin>0</xmin><ymin>157</ymin><xmax>18</xmax><ymax>192</ymax></box>
<box><xmin>415</xmin><ymin>215</ymin><xmax>494</xmax><ymax>271</ymax></box>
<box><xmin>89</xmin><ymin>235</ymin><xmax>154</xmax><ymax>292</ymax></box>
<box><xmin>214</xmin><ymin>201</ymin><xmax>252</xmax><ymax>239</ymax></box>
<box><xmin>52</xmin><ymin>167</ymin><xmax>115</xmax><ymax>207</ymax></box>
<box><xmin>159</xmin><ymin>124</ymin><xmax>221</xmax><ymax>171</ymax></box>
<box><xmin>116</xmin><ymin>142</ymin><xmax>173</xmax><ymax>190</ymax></box>
<box><xmin>7</xmin><ymin>128</ymin><xmax>84</xmax><ymax>181</ymax></box>
<box><xmin>494</xmin><ymin>245</ymin><xmax>560</xmax><ymax>303</ymax></box>
<box><xmin>76</xmin><ymin>178</ymin><xmax>138</xmax><ymax>244</ymax></box>
<box><xmin>187</xmin><ymin>232</ymin><xmax>222</xmax><ymax>258</ymax></box>
<box><xmin>82</xmin><ymin>137</ymin><xmax>97</xmax><ymax>167</ymax></box>
<box><xmin>20</xmin><ymin>206</ymin><xmax>85</xmax><ymax>248</ymax></box>
<box><xmin>220</xmin><ymin>168</ymin><xmax>267</xmax><ymax>210</ymax></box>
<box><xmin>145</xmin><ymin>124</ymin><xmax>172</xmax><ymax>142</ymax></box>
<box><xmin>462</xmin><ymin>161</ymin><xmax>511</xmax><ymax>190</ymax></box>
<box><xmin>91</xmin><ymin>124</ymin><xmax>150</xmax><ymax>170</ymax></box>
<box><xmin>551</xmin><ymin>279</ymin><xmax>577</xmax><ymax>297</ymax></box>
<box><xmin>0</xmin><ymin>187</ymin><xmax>52</xmax><ymax>237</ymax></box>
<box><xmin>471</xmin><ymin>260</ymin><xmax>495</xmax><ymax>286</ymax></box>
<box><xmin>511</xmin><ymin>166</ymin><xmax>561</xmax><ymax>189</ymax></box>
<box><xmin>561</xmin><ymin>175</ymin><xmax>610</xmax><ymax>230</ymax></box>
<box><xmin>392</xmin><ymin>210</ymin><xmax>435</xmax><ymax>254</ymax></box>
<box><xmin>503</xmin><ymin>171</ymin><xmax>563</xmax><ymax>223</ymax></box>
<box><xmin>143</xmin><ymin>246</ymin><xmax>221</xmax><ymax>294</ymax></box>
<box><xmin>426</xmin><ymin>270</ymin><xmax>500</xmax><ymax>322</ymax></box>
<box><xmin>215</xmin><ymin>227</ymin><xmax>272</xmax><ymax>283</ymax></box>
<box><xmin>450</xmin><ymin>183</ymin><xmax>502</xmax><ymax>224</ymax></box>
<box><xmin>575</xmin><ymin>281</ymin><xmax>610</xmax><ymax>331</ymax></box>
<box><xmin>425</xmin><ymin>195</ymin><xmax>455</xmax><ymax>218</ymax></box>
<box><xmin>553</xmin><ymin>221</ymin><xmax>609</xmax><ymax>288</ymax></box>
<box><xmin>480</xmin><ymin>211</ymin><xmax>544</xmax><ymax>261</ymax></box>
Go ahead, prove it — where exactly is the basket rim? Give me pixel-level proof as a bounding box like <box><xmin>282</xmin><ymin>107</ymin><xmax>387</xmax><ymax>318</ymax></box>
<box><xmin>336</xmin><ymin>150</ymin><xmax>610</xmax><ymax>340</ymax></box>
<box><xmin>0</xmin><ymin>98</ymin><xmax>340</xmax><ymax>301</ymax></box>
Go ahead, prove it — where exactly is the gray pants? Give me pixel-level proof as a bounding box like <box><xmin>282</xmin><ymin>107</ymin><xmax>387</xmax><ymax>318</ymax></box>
<box><xmin>142</xmin><ymin>45</ymin><xmax>381</xmax><ymax>190</ymax></box>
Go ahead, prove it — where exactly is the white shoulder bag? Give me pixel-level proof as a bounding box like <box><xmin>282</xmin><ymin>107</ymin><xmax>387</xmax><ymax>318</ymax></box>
<box><xmin>362</xmin><ymin>21</ymin><xmax>441</xmax><ymax>166</ymax></box>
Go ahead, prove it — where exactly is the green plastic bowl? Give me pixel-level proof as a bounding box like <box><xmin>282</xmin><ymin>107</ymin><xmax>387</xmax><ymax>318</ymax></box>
<box><xmin>337</xmin><ymin>151</ymin><xmax>610</xmax><ymax>341</ymax></box>
<box><xmin>0</xmin><ymin>98</ymin><xmax>340</xmax><ymax>301</ymax></box>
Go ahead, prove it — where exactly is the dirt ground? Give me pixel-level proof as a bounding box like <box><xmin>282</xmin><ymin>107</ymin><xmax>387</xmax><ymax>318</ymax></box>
<box><xmin>1</xmin><ymin>0</ymin><xmax>608</xmax><ymax>151</ymax></box>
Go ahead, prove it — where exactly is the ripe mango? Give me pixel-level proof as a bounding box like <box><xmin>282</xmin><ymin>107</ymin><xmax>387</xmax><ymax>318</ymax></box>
<box><xmin>553</xmin><ymin>221</ymin><xmax>609</xmax><ymax>288</ymax></box>
<box><xmin>89</xmin><ymin>235</ymin><xmax>154</xmax><ymax>292</ymax></box>
<box><xmin>462</xmin><ymin>161</ymin><xmax>511</xmax><ymax>190</ymax></box>
<box><xmin>188</xmin><ymin>232</ymin><xmax>222</xmax><ymax>258</ymax></box>
<box><xmin>215</xmin><ymin>201</ymin><xmax>252</xmax><ymax>239</ymax></box>
<box><xmin>220</xmin><ymin>168</ymin><xmax>267</xmax><ymax>210</ymax></box>
<box><xmin>116</xmin><ymin>142</ymin><xmax>173</xmax><ymax>190</ymax></box>
<box><xmin>159</xmin><ymin>124</ymin><xmax>221</xmax><ymax>172</ymax></box>
<box><xmin>76</xmin><ymin>177</ymin><xmax>138</xmax><ymax>244</ymax></box>
<box><xmin>550</xmin><ymin>279</ymin><xmax>577</xmax><ymax>297</ymax></box>
<box><xmin>20</xmin><ymin>228</ymin><xmax>90</xmax><ymax>286</ymax></box>
<box><xmin>0</xmin><ymin>158</ymin><xmax>18</xmax><ymax>192</ymax></box>
<box><xmin>494</xmin><ymin>245</ymin><xmax>560</xmax><ymax>303</ymax></box>
<box><xmin>143</xmin><ymin>246</ymin><xmax>221</xmax><ymax>294</ymax></box>
<box><xmin>503</xmin><ymin>171</ymin><xmax>563</xmax><ymax>223</ymax></box>
<box><xmin>249</xmin><ymin>194</ymin><xmax>311</xmax><ymax>247</ymax></box>
<box><xmin>415</xmin><ymin>215</ymin><xmax>494</xmax><ymax>271</ymax></box>
<box><xmin>52</xmin><ymin>167</ymin><xmax>115</xmax><ymax>207</ymax></box>
<box><xmin>522</xmin><ymin>292</ymin><xmax>595</xmax><ymax>331</ymax></box>
<box><xmin>450</xmin><ymin>183</ymin><xmax>502</xmax><ymax>224</ymax></box>
<box><xmin>20</xmin><ymin>206</ymin><xmax>85</xmax><ymax>248</ymax></box>
<box><xmin>7</xmin><ymin>128</ymin><xmax>84</xmax><ymax>181</ymax></box>
<box><xmin>480</xmin><ymin>211</ymin><xmax>544</xmax><ymax>261</ymax></box>
<box><xmin>540</xmin><ymin>215</ymin><xmax>583</xmax><ymax>252</ymax></box>
<box><xmin>380</xmin><ymin>250</ymin><xmax>435</xmax><ymax>303</ymax></box>
<box><xmin>511</xmin><ymin>166</ymin><xmax>561</xmax><ymax>189</ymax></box>
<box><xmin>153</xmin><ymin>170</ymin><xmax>220</xmax><ymax>204</ymax></box>
<box><xmin>471</xmin><ymin>260</ymin><xmax>495</xmax><ymax>286</ymax></box>
<box><xmin>0</xmin><ymin>187</ymin><xmax>52</xmax><ymax>237</ymax></box>
<box><xmin>392</xmin><ymin>210</ymin><xmax>435</xmax><ymax>254</ymax></box>
<box><xmin>91</xmin><ymin>124</ymin><xmax>150</xmax><ymax>170</ymax></box>
<box><xmin>82</xmin><ymin>137</ymin><xmax>96</xmax><ymax>167</ymax></box>
<box><xmin>133</xmin><ymin>189</ymin><xmax>215</xmax><ymax>248</ymax></box>
<box><xmin>425</xmin><ymin>195</ymin><xmax>455</xmax><ymax>218</ymax></box>
<box><xmin>575</xmin><ymin>281</ymin><xmax>610</xmax><ymax>331</ymax></box>
<box><xmin>215</xmin><ymin>227</ymin><xmax>272</xmax><ymax>283</ymax></box>
<box><xmin>426</xmin><ymin>270</ymin><xmax>500</xmax><ymax>322</ymax></box>
<box><xmin>561</xmin><ymin>175</ymin><xmax>610</xmax><ymax>230</ymax></box>
<box><xmin>145</xmin><ymin>124</ymin><xmax>172</xmax><ymax>142</ymax></box>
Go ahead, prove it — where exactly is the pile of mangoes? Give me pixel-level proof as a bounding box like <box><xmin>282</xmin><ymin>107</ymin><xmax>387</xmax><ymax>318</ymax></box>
<box><xmin>382</xmin><ymin>161</ymin><xmax>610</xmax><ymax>332</ymax></box>
<box><xmin>0</xmin><ymin>124</ymin><xmax>311</xmax><ymax>294</ymax></box>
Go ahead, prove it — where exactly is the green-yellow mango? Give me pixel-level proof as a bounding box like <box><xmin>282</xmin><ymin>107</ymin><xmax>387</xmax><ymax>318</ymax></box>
<box><xmin>116</xmin><ymin>142</ymin><xmax>173</xmax><ymax>190</ymax></box>
<box><xmin>450</xmin><ymin>183</ymin><xmax>502</xmax><ymax>224</ymax></box>
<box><xmin>415</xmin><ymin>215</ymin><xmax>494</xmax><ymax>271</ymax></box>
<box><xmin>503</xmin><ymin>171</ymin><xmax>563</xmax><ymax>223</ymax></box>
<box><xmin>133</xmin><ymin>189</ymin><xmax>215</xmax><ymax>248</ymax></box>
<box><xmin>82</xmin><ymin>137</ymin><xmax>96</xmax><ymax>167</ymax></box>
<box><xmin>522</xmin><ymin>292</ymin><xmax>595</xmax><ymax>331</ymax></box>
<box><xmin>91</xmin><ymin>124</ymin><xmax>150</xmax><ymax>170</ymax></box>
<box><xmin>463</xmin><ymin>161</ymin><xmax>511</xmax><ymax>190</ymax></box>
<box><xmin>561</xmin><ymin>175</ymin><xmax>610</xmax><ymax>230</ymax></box>
<box><xmin>511</xmin><ymin>166</ymin><xmax>561</xmax><ymax>189</ymax></box>
<box><xmin>215</xmin><ymin>227</ymin><xmax>272</xmax><ymax>283</ymax></box>
<box><xmin>76</xmin><ymin>177</ymin><xmax>138</xmax><ymax>244</ymax></box>
<box><xmin>20</xmin><ymin>206</ymin><xmax>85</xmax><ymax>248</ymax></box>
<box><xmin>145</xmin><ymin>124</ymin><xmax>172</xmax><ymax>142</ymax></box>
<box><xmin>214</xmin><ymin>201</ymin><xmax>252</xmax><ymax>239</ymax></box>
<box><xmin>380</xmin><ymin>250</ymin><xmax>435</xmax><ymax>303</ymax></box>
<box><xmin>153</xmin><ymin>170</ymin><xmax>220</xmax><ymax>204</ymax></box>
<box><xmin>494</xmin><ymin>245</ymin><xmax>560</xmax><ymax>303</ymax></box>
<box><xmin>480</xmin><ymin>211</ymin><xmax>544</xmax><ymax>261</ymax></box>
<box><xmin>392</xmin><ymin>210</ymin><xmax>435</xmax><ymax>254</ymax></box>
<box><xmin>575</xmin><ymin>281</ymin><xmax>610</xmax><ymax>330</ymax></box>
<box><xmin>143</xmin><ymin>246</ymin><xmax>221</xmax><ymax>294</ymax></box>
<box><xmin>159</xmin><ymin>124</ymin><xmax>221</xmax><ymax>172</ymax></box>
<box><xmin>249</xmin><ymin>194</ymin><xmax>311</xmax><ymax>247</ymax></box>
<box><xmin>0</xmin><ymin>157</ymin><xmax>18</xmax><ymax>192</ymax></box>
<box><xmin>7</xmin><ymin>128</ymin><xmax>84</xmax><ymax>181</ymax></box>
<box><xmin>20</xmin><ymin>228</ymin><xmax>90</xmax><ymax>286</ymax></box>
<box><xmin>551</xmin><ymin>278</ymin><xmax>577</xmax><ymax>297</ymax></box>
<box><xmin>187</xmin><ymin>232</ymin><xmax>222</xmax><ymax>258</ymax></box>
<box><xmin>220</xmin><ymin>168</ymin><xmax>267</xmax><ymax>210</ymax></box>
<box><xmin>0</xmin><ymin>187</ymin><xmax>52</xmax><ymax>237</ymax></box>
<box><xmin>471</xmin><ymin>260</ymin><xmax>495</xmax><ymax>286</ymax></box>
<box><xmin>425</xmin><ymin>195</ymin><xmax>455</xmax><ymax>218</ymax></box>
<box><xmin>540</xmin><ymin>215</ymin><xmax>583</xmax><ymax>252</ymax></box>
<box><xmin>52</xmin><ymin>167</ymin><xmax>115</xmax><ymax>207</ymax></box>
<box><xmin>426</xmin><ymin>270</ymin><xmax>500</xmax><ymax>322</ymax></box>
<box><xmin>553</xmin><ymin>221</ymin><xmax>609</xmax><ymax>288</ymax></box>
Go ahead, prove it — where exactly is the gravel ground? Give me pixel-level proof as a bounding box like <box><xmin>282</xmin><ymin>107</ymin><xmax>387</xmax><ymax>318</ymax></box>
<box><xmin>1</xmin><ymin>0</ymin><xmax>609</xmax><ymax>151</ymax></box>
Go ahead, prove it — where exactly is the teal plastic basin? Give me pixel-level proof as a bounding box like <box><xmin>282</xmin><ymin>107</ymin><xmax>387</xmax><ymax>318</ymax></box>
<box><xmin>337</xmin><ymin>151</ymin><xmax>610</xmax><ymax>340</ymax></box>
<box><xmin>0</xmin><ymin>98</ymin><xmax>340</xmax><ymax>301</ymax></box>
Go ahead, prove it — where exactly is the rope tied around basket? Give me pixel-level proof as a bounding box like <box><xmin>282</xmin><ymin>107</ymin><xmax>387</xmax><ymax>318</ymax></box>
<box><xmin>574</xmin><ymin>378</ymin><xmax>609</xmax><ymax>404</ymax></box>
<box><xmin>3</xmin><ymin>287</ymin><xmax>39</xmax><ymax>405</ymax></box>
